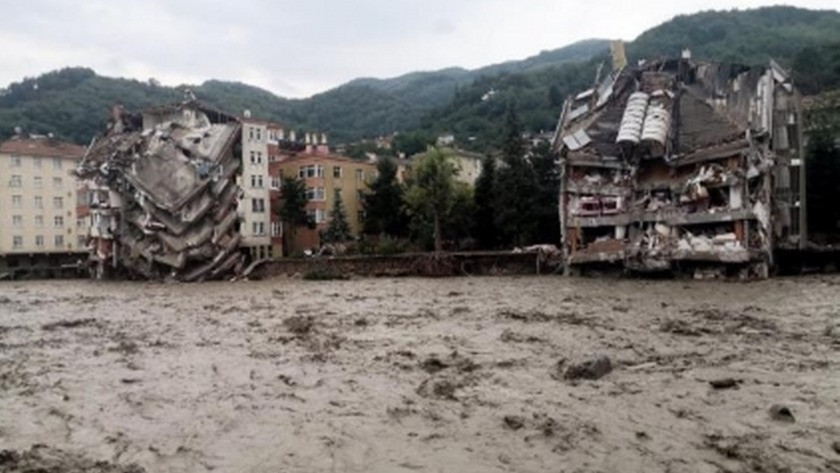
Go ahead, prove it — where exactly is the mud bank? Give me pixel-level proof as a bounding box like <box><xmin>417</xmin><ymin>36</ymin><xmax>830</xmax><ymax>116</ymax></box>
<box><xmin>1</xmin><ymin>276</ymin><xmax>839</xmax><ymax>472</ymax></box>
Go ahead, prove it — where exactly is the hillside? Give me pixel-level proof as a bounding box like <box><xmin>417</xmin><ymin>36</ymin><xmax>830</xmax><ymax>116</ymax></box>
<box><xmin>420</xmin><ymin>6</ymin><xmax>840</xmax><ymax>152</ymax></box>
<box><xmin>1</xmin><ymin>7</ymin><xmax>839</xmax><ymax>149</ymax></box>
<box><xmin>0</xmin><ymin>40</ymin><xmax>610</xmax><ymax>146</ymax></box>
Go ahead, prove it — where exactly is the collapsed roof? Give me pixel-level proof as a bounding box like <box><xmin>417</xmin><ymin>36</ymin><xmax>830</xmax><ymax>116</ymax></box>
<box><xmin>554</xmin><ymin>57</ymin><xmax>804</xmax><ymax>279</ymax></box>
<box><xmin>76</xmin><ymin>101</ymin><xmax>245</xmax><ymax>281</ymax></box>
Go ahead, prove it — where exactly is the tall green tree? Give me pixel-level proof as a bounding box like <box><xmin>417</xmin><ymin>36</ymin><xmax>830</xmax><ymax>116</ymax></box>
<box><xmin>473</xmin><ymin>155</ymin><xmax>499</xmax><ymax>249</ymax></box>
<box><xmin>322</xmin><ymin>190</ymin><xmax>352</xmax><ymax>243</ymax></box>
<box><xmin>363</xmin><ymin>156</ymin><xmax>408</xmax><ymax>237</ymax></box>
<box><xmin>405</xmin><ymin>147</ymin><xmax>458</xmax><ymax>252</ymax></box>
<box><xmin>531</xmin><ymin>141</ymin><xmax>562</xmax><ymax>244</ymax></box>
<box><xmin>278</xmin><ymin>176</ymin><xmax>313</xmax><ymax>254</ymax></box>
<box><xmin>495</xmin><ymin>106</ymin><xmax>539</xmax><ymax>247</ymax></box>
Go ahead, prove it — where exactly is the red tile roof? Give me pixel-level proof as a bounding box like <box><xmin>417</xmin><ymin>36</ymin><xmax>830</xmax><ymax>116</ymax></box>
<box><xmin>0</xmin><ymin>137</ymin><xmax>86</xmax><ymax>160</ymax></box>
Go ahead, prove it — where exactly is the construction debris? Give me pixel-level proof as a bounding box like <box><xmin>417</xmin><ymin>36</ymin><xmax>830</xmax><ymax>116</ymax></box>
<box><xmin>75</xmin><ymin>101</ymin><xmax>244</xmax><ymax>281</ymax></box>
<box><xmin>554</xmin><ymin>56</ymin><xmax>805</xmax><ymax>278</ymax></box>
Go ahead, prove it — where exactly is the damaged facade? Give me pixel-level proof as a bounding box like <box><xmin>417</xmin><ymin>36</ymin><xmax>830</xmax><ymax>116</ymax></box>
<box><xmin>554</xmin><ymin>56</ymin><xmax>805</xmax><ymax>278</ymax></box>
<box><xmin>75</xmin><ymin>102</ymin><xmax>245</xmax><ymax>281</ymax></box>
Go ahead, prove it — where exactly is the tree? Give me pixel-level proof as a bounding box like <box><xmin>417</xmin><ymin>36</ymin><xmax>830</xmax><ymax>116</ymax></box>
<box><xmin>278</xmin><ymin>176</ymin><xmax>313</xmax><ymax>254</ymax></box>
<box><xmin>322</xmin><ymin>190</ymin><xmax>352</xmax><ymax>243</ymax></box>
<box><xmin>405</xmin><ymin>147</ymin><xmax>458</xmax><ymax>252</ymax></box>
<box><xmin>531</xmin><ymin>141</ymin><xmax>562</xmax><ymax>244</ymax></box>
<box><xmin>495</xmin><ymin>106</ymin><xmax>539</xmax><ymax>247</ymax></box>
<box><xmin>363</xmin><ymin>156</ymin><xmax>408</xmax><ymax>237</ymax></box>
<box><xmin>473</xmin><ymin>155</ymin><xmax>499</xmax><ymax>249</ymax></box>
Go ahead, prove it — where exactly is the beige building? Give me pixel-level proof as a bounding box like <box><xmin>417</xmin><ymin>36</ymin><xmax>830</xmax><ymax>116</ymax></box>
<box><xmin>0</xmin><ymin>136</ymin><xmax>87</xmax><ymax>257</ymax></box>
<box><xmin>270</xmin><ymin>145</ymin><xmax>375</xmax><ymax>254</ymax></box>
<box><xmin>406</xmin><ymin>147</ymin><xmax>484</xmax><ymax>186</ymax></box>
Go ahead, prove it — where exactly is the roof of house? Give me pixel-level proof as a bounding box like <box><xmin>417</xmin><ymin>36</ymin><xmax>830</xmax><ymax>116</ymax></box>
<box><xmin>272</xmin><ymin>149</ymin><xmax>375</xmax><ymax>167</ymax></box>
<box><xmin>0</xmin><ymin>136</ymin><xmax>86</xmax><ymax>160</ymax></box>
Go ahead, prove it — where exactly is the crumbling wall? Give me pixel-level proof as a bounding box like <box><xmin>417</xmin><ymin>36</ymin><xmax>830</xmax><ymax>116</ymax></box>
<box><xmin>75</xmin><ymin>102</ymin><xmax>245</xmax><ymax>281</ymax></box>
<box><xmin>555</xmin><ymin>58</ymin><xmax>803</xmax><ymax>279</ymax></box>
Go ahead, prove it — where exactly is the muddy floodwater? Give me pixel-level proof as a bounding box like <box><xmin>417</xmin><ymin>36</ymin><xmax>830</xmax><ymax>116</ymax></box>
<box><xmin>1</xmin><ymin>276</ymin><xmax>839</xmax><ymax>472</ymax></box>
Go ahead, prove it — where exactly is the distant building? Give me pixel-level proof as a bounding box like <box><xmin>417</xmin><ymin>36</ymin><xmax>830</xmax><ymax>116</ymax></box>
<box><xmin>269</xmin><ymin>143</ymin><xmax>375</xmax><ymax>254</ymax></box>
<box><xmin>436</xmin><ymin>134</ymin><xmax>455</xmax><ymax>147</ymax></box>
<box><xmin>0</xmin><ymin>136</ymin><xmax>87</xmax><ymax>276</ymax></box>
<box><xmin>406</xmin><ymin>147</ymin><xmax>485</xmax><ymax>186</ymax></box>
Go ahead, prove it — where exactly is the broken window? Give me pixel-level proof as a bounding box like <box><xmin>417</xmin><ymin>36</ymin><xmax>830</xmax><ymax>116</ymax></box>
<box><xmin>333</xmin><ymin>166</ymin><xmax>342</xmax><ymax>178</ymax></box>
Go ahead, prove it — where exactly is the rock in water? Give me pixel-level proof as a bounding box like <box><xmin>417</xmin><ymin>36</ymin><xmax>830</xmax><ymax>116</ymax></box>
<box><xmin>564</xmin><ymin>355</ymin><xmax>612</xmax><ymax>380</ymax></box>
<box><xmin>768</xmin><ymin>404</ymin><xmax>795</xmax><ymax>422</ymax></box>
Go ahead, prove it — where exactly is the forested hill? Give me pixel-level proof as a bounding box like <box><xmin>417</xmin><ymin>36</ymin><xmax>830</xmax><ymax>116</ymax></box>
<box><xmin>1</xmin><ymin>6</ymin><xmax>839</xmax><ymax>149</ymax></box>
<box><xmin>0</xmin><ymin>39</ymin><xmax>610</xmax><ymax>146</ymax></box>
<box><xmin>421</xmin><ymin>6</ymin><xmax>840</xmax><ymax>152</ymax></box>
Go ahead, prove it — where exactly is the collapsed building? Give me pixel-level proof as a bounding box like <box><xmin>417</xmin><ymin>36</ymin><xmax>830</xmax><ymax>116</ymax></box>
<box><xmin>75</xmin><ymin>101</ymin><xmax>245</xmax><ymax>281</ymax></box>
<box><xmin>554</xmin><ymin>55</ymin><xmax>805</xmax><ymax>278</ymax></box>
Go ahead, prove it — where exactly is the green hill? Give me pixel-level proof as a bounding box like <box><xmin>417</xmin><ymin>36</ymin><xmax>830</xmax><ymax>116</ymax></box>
<box><xmin>1</xmin><ymin>6</ymin><xmax>839</xmax><ymax>149</ymax></box>
<box><xmin>420</xmin><ymin>6</ymin><xmax>840</xmax><ymax>152</ymax></box>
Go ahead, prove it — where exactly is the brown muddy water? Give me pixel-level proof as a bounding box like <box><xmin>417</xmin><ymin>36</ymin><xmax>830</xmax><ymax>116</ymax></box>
<box><xmin>1</xmin><ymin>276</ymin><xmax>839</xmax><ymax>473</ymax></box>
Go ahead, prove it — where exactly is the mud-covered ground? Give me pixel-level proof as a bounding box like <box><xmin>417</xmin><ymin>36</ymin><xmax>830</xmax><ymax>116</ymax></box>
<box><xmin>1</xmin><ymin>276</ymin><xmax>839</xmax><ymax>473</ymax></box>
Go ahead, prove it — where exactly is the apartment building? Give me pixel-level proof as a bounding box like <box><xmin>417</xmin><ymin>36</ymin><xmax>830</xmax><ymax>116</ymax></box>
<box><xmin>405</xmin><ymin>147</ymin><xmax>484</xmax><ymax>186</ymax></box>
<box><xmin>269</xmin><ymin>141</ymin><xmax>375</xmax><ymax>254</ymax></box>
<box><xmin>238</xmin><ymin>118</ymin><xmax>274</xmax><ymax>260</ymax></box>
<box><xmin>0</xmin><ymin>136</ymin><xmax>87</xmax><ymax>275</ymax></box>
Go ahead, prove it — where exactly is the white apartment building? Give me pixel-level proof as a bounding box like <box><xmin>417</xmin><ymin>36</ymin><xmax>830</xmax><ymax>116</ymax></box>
<box><xmin>0</xmin><ymin>136</ymin><xmax>87</xmax><ymax>257</ymax></box>
<box><xmin>238</xmin><ymin>119</ymin><xmax>273</xmax><ymax>260</ymax></box>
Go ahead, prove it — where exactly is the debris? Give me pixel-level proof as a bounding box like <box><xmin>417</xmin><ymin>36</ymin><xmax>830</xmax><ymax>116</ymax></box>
<box><xmin>0</xmin><ymin>445</ymin><xmax>146</xmax><ymax>473</ymax></box>
<box><xmin>503</xmin><ymin>415</ymin><xmax>526</xmax><ymax>431</ymax></box>
<box><xmin>556</xmin><ymin>56</ymin><xmax>803</xmax><ymax>278</ymax></box>
<box><xmin>768</xmin><ymin>404</ymin><xmax>795</xmax><ymax>423</ymax></box>
<box><xmin>283</xmin><ymin>316</ymin><xmax>315</xmax><ymax>336</ymax></box>
<box><xmin>74</xmin><ymin>101</ymin><xmax>244</xmax><ymax>281</ymax></box>
<box><xmin>709</xmin><ymin>378</ymin><xmax>741</xmax><ymax>390</ymax></box>
<box><xmin>420</xmin><ymin>357</ymin><xmax>448</xmax><ymax>374</ymax></box>
<box><xmin>563</xmin><ymin>355</ymin><xmax>612</xmax><ymax>381</ymax></box>
<box><xmin>41</xmin><ymin>318</ymin><xmax>98</xmax><ymax>331</ymax></box>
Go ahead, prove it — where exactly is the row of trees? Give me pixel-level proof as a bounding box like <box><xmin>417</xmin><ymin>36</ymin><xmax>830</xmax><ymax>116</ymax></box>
<box><xmin>276</xmin><ymin>107</ymin><xmax>561</xmax><ymax>254</ymax></box>
<box><xmin>362</xmin><ymin>107</ymin><xmax>561</xmax><ymax>252</ymax></box>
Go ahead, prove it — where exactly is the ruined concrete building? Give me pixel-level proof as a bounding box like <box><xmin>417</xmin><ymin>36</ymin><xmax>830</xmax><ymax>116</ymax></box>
<box><xmin>75</xmin><ymin>102</ymin><xmax>244</xmax><ymax>281</ymax></box>
<box><xmin>554</xmin><ymin>56</ymin><xmax>805</xmax><ymax>278</ymax></box>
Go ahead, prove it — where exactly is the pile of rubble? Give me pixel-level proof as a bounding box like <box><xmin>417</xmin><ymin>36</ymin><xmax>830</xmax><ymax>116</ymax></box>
<box><xmin>554</xmin><ymin>52</ymin><xmax>805</xmax><ymax>279</ymax></box>
<box><xmin>75</xmin><ymin>101</ymin><xmax>244</xmax><ymax>281</ymax></box>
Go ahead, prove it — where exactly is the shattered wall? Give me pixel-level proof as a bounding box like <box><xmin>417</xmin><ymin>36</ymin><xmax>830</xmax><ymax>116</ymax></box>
<box><xmin>75</xmin><ymin>102</ymin><xmax>245</xmax><ymax>281</ymax></box>
<box><xmin>554</xmin><ymin>58</ymin><xmax>804</xmax><ymax>279</ymax></box>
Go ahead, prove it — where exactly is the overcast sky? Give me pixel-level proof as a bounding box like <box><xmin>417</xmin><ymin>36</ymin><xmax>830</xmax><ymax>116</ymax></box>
<box><xmin>1</xmin><ymin>0</ymin><xmax>837</xmax><ymax>98</ymax></box>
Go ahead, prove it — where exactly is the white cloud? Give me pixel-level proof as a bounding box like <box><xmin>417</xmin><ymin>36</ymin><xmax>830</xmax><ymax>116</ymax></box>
<box><xmin>0</xmin><ymin>0</ymin><xmax>837</xmax><ymax>98</ymax></box>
